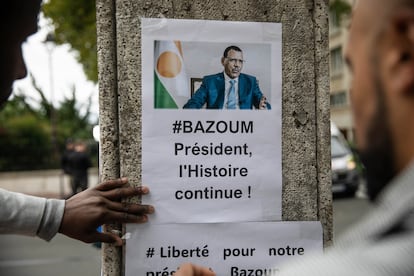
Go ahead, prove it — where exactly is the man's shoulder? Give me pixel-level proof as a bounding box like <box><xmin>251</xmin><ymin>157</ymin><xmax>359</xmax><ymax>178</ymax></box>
<box><xmin>203</xmin><ymin>73</ymin><xmax>224</xmax><ymax>81</ymax></box>
<box><xmin>239</xmin><ymin>73</ymin><xmax>257</xmax><ymax>81</ymax></box>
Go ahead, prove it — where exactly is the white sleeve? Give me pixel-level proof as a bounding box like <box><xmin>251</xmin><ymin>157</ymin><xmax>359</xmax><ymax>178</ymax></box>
<box><xmin>0</xmin><ymin>188</ymin><xmax>65</xmax><ymax>241</ymax></box>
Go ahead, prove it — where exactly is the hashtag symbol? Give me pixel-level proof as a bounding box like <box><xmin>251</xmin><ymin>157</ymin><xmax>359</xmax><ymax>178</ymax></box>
<box><xmin>172</xmin><ymin>120</ymin><xmax>182</xmax><ymax>134</ymax></box>
<box><xmin>146</xmin><ymin>247</ymin><xmax>155</xmax><ymax>258</ymax></box>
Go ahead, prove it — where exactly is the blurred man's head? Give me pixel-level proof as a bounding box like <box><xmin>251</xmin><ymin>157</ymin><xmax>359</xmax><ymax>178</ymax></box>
<box><xmin>345</xmin><ymin>0</ymin><xmax>414</xmax><ymax>201</ymax></box>
<box><xmin>75</xmin><ymin>141</ymin><xmax>87</xmax><ymax>153</ymax></box>
<box><xmin>0</xmin><ymin>0</ymin><xmax>42</xmax><ymax>108</ymax></box>
<box><xmin>66</xmin><ymin>138</ymin><xmax>75</xmax><ymax>151</ymax></box>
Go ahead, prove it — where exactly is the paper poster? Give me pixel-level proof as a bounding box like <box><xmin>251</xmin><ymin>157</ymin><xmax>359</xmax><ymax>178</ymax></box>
<box><xmin>127</xmin><ymin>18</ymin><xmax>323</xmax><ymax>276</ymax></box>
<box><xmin>125</xmin><ymin>221</ymin><xmax>323</xmax><ymax>275</ymax></box>
<box><xmin>141</xmin><ymin>18</ymin><xmax>283</xmax><ymax>223</ymax></box>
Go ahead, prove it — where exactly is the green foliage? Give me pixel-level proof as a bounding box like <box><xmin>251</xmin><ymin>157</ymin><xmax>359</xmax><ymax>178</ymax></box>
<box><xmin>29</xmin><ymin>74</ymin><xmax>95</xmax><ymax>148</ymax></box>
<box><xmin>43</xmin><ymin>0</ymin><xmax>98</xmax><ymax>82</ymax></box>
<box><xmin>330</xmin><ymin>0</ymin><xmax>352</xmax><ymax>24</ymax></box>
<box><xmin>56</xmin><ymin>87</ymin><xmax>94</xmax><ymax>142</ymax></box>
<box><xmin>0</xmin><ymin>94</ymin><xmax>38</xmax><ymax>120</ymax></box>
<box><xmin>0</xmin><ymin>85</ymin><xmax>96</xmax><ymax>171</ymax></box>
<box><xmin>0</xmin><ymin>98</ymin><xmax>52</xmax><ymax>171</ymax></box>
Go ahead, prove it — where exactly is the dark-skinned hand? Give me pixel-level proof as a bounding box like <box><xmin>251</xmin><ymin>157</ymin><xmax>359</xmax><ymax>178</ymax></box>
<box><xmin>59</xmin><ymin>177</ymin><xmax>153</xmax><ymax>245</ymax></box>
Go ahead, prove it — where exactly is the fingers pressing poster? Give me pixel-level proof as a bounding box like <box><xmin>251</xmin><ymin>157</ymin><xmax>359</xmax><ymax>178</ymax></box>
<box><xmin>141</xmin><ymin>18</ymin><xmax>282</xmax><ymax>223</ymax></box>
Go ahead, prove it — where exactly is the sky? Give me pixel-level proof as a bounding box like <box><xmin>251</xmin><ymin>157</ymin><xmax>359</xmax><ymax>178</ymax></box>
<box><xmin>12</xmin><ymin>14</ymin><xmax>99</xmax><ymax>122</ymax></box>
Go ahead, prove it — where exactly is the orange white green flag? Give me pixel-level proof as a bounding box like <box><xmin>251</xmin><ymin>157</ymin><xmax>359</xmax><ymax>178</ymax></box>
<box><xmin>154</xmin><ymin>40</ymin><xmax>190</xmax><ymax>108</ymax></box>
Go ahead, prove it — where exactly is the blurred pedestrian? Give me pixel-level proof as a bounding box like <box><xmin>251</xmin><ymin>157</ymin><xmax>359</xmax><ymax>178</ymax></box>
<box><xmin>61</xmin><ymin>138</ymin><xmax>75</xmax><ymax>196</ymax></box>
<box><xmin>61</xmin><ymin>138</ymin><xmax>74</xmax><ymax>176</ymax></box>
<box><xmin>69</xmin><ymin>141</ymin><xmax>92</xmax><ymax>195</ymax></box>
<box><xmin>173</xmin><ymin>0</ymin><xmax>414</xmax><ymax>275</ymax></box>
<box><xmin>0</xmin><ymin>0</ymin><xmax>154</xmax><ymax>245</ymax></box>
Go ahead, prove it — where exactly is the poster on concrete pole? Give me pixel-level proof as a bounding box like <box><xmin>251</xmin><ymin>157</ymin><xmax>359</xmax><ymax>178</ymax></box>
<box><xmin>141</xmin><ymin>18</ymin><xmax>283</xmax><ymax>224</ymax></box>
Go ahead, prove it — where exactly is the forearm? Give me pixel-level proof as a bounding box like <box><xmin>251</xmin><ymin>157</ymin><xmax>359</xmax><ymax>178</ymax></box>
<box><xmin>0</xmin><ymin>189</ymin><xmax>64</xmax><ymax>241</ymax></box>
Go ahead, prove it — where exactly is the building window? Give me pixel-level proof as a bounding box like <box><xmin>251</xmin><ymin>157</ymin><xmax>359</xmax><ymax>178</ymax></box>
<box><xmin>330</xmin><ymin>47</ymin><xmax>343</xmax><ymax>75</ymax></box>
<box><xmin>329</xmin><ymin>10</ymin><xmax>340</xmax><ymax>33</ymax></box>
<box><xmin>330</xmin><ymin>91</ymin><xmax>347</xmax><ymax>107</ymax></box>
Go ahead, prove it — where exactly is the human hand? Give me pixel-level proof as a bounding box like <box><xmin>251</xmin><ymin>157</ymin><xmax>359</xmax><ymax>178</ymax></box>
<box><xmin>173</xmin><ymin>263</ymin><xmax>215</xmax><ymax>276</ymax></box>
<box><xmin>259</xmin><ymin>96</ymin><xmax>268</xmax><ymax>110</ymax></box>
<box><xmin>59</xmin><ymin>177</ymin><xmax>154</xmax><ymax>245</ymax></box>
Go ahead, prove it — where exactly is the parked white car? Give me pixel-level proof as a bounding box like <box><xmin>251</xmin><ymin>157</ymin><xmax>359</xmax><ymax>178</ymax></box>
<box><xmin>331</xmin><ymin>123</ymin><xmax>361</xmax><ymax>196</ymax></box>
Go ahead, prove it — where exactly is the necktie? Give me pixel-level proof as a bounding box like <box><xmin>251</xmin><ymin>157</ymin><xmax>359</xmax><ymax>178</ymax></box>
<box><xmin>227</xmin><ymin>79</ymin><xmax>236</xmax><ymax>109</ymax></box>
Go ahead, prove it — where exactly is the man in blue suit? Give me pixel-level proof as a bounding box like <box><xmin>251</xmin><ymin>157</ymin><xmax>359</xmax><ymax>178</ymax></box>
<box><xmin>183</xmin><ymin>46</ymin><xmax>270</xmax><ymax>110</ymax></box>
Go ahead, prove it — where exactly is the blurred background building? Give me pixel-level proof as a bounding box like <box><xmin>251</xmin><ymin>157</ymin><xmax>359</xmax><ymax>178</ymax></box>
<box><xmin>329</xmin><ymin>0</ymin><xmax>354</xmax><ymax>141</ymax></box>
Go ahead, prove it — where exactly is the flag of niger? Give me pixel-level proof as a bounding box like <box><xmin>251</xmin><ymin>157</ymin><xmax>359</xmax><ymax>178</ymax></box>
<box><xmin>154</xmin><ymin>40</ymin><xmax>190</xmax><ymax>108</ymax></box>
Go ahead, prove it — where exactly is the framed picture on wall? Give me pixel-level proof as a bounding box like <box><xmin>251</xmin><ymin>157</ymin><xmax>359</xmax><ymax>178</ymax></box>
<box><xmin>191</xmin><ymin>78</ymin><xmax>202</xmax><ymax>96</ymax></box>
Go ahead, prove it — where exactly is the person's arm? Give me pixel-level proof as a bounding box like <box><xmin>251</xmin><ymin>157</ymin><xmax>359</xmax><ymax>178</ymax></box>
<box><xmin>0</xmin><ymin>178</ymin><xmax>153</xmax><ymax>245</ymax></box>
<box><xmin>173</xmin><ymin>263</ymin><xmax>215</xmax><ymax>276</ymax></box>
<box><xmin>0</xmin><ymin>188</ymin><xmax>65</xmax><ymax>240</ymax></box>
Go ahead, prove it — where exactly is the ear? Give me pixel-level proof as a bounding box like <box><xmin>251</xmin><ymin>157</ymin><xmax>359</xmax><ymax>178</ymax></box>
<box><xmin>387</xmin><ymin>10</ymin><xmax>414</xmax><ymax>96</ymax></box>
<box><xmin>221</xmin><ymin>56</ymin><xmax>226</xmax><ymax>66</ymax></box>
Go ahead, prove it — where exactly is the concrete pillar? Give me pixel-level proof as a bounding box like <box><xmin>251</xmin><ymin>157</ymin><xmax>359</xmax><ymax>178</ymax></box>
<box><xmin>96</xmin><ymin>0</ymin><xmax>331</xmax><ymax>275</ymax></box>
<box><xmin>96</xmin><ymin>0</ymin><xmax>122</xmax><ymax>274</ymax></box>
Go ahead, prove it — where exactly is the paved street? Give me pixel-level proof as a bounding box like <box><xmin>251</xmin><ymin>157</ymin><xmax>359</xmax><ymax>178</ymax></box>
<box><xmin>333</xmin><ymin>195</ymin><xmax>373</xmax><ymax>238</ymax></box>
<box><xmin>0</xmin><ymin>234</ymin><xmax>101</xmax><ymax>276</ymax></box>
<box><xmin>0</xmin><ymin>196</ymin><xmax>373</xmax><ymax>275</ymax></box>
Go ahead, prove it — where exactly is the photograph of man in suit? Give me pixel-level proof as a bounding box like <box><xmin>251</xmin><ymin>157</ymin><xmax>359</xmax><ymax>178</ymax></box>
<box><xmin>183</xmin><ymin>45</ymin><xmax>271</xmax><ymax>110</ymax></box>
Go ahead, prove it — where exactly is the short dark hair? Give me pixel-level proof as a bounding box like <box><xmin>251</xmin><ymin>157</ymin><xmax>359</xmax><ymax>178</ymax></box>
<box><xmin>223</xmin><ymin>45</ymin><xmax>242</xmax><ymax>58</ymax></box>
